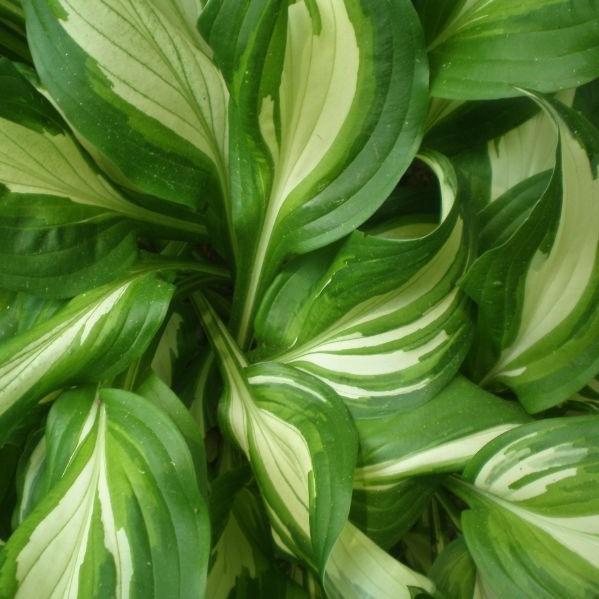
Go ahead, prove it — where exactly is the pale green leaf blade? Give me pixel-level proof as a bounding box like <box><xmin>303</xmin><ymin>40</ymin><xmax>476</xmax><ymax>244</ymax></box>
<box><xmin>257</xmin><ymin>152</ymin><xmax>472</xmax><ymax>419</ymax></box>
<box><xmin>462</xmin><ymin>94</ymin><xmax>599</xmax><ymax>411</ymax></box>
<box><xmin>0</xmin><ymin>273</ymin><xmax>173</xmax><ymax>445</ymax></box>
<box><xmin>450</xmin><ymin>416</ymin><xmax>599</xmax><ymax>598</ymax></box>
<box><xmin>0</xmin><ymin>386</ymin><xmax>211</xmax><ymax>599</ymax></box>
<box><xmin>24</xmin><ymin>0</ymin><xmax>229</xmax><ymax>210</ymax></box>
<box><xmin>429</xmin><ymin>0</ymin><xmax>599</xmax><ymax>100</ymax></box>
<box><xmin>324</xmin><ymin>522</ymin><xmax>435</xmax><ymax>599</ymax></box>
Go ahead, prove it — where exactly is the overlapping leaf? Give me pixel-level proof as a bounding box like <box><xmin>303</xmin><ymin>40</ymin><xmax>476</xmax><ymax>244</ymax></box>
<box><xmin>350</xmin><ymin>376</ymin><xmax>528</xmax><ymax>547</ymax></box>
<box><xmin>463</xmin><ymin>94</ymin><xmax>599</xmax><ymax>412</ymax></box>
<box><xmin>427</xmin><ymin>0</ymin><xmax>599</xmax><ymax>99</ymax></box>
<box><xmin>255</xmin><ymin>151</ymin><xmax>472</xmax><ymax>419</ymax></box>
<box><xmin>24</xmin><ymin>0</ymin><xmax>229</xmax><ymax>211</ymax></box>
<box><xmin>0</xmin><ymin>386</ymin><xmax>210</xmax><ymax>599</ymax></box>
<box><xmin>200</xmin><ymin>0</ymin><xmax>429</xmax><ymax>344</ymax></box>
<box><xmin>0</xmin><ymin>59</ymin><xmax>209</xmax><ymax>297</ymax></box>
<box><xmin>449</xmin><ymin>416</ymin><xmax>599</xmax><ymax>597</ymax></box>
<box><xmin>0</xmin><ymin>273</ymin><xmax>173</xmax><ymax>445</ymax></box>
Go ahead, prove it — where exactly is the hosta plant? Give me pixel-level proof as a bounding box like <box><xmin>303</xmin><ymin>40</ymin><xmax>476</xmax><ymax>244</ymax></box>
<box><xmin>0</xmin><ymin>0</ymin><xmax>598</xmax><ymax>597</ymax></box>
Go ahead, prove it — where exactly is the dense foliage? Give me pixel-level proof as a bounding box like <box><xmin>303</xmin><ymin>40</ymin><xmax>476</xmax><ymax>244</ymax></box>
<box><xmin>0</xmin><ymin>0</ymin><xmax>598</xmax><ymax>597</ymax></box>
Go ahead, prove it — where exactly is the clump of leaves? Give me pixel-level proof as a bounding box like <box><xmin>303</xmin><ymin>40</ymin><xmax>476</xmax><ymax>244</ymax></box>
<box><xmin>0</xmin><ymin>0</ymin><xmax>598</xmax><ymax>597</ymax></box>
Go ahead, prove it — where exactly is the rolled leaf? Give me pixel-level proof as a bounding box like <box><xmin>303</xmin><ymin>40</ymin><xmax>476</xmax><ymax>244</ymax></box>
<box><xmin>0</xmin><ymin>386</ymin><xmax>210</xmax><ymax>599</ymax></box>
<box><xmin>428</xmin><ymin>0</ymin><xmax>599</xmax><ymax>100</ymax></box>
<box><xmin>194</xmin><ymin>292</ymin><xmax>357</xmax><ymax>578</ymax></box>
<box><xmin>23</xmin><ymin>0</ymin><xmax>229</xmax><ymax>210</ymax></box>
<box><xmin>206</xmin><ymin>0</ymin><xmax>429</xmax><ymax>345</ymax></box>
<box><xmin>449</xmin><ymin>416</ymin><xmax>599</xmax><ymax>598</ymax></box>
<box><xmin>462</xmin><ymin>94</ymin><xmax>599</xmax><ymax>412</ymax></box>
<box><xmin>256</xmin><ymin>152</ymin><xmax>472</xmax><ymax>419</ymax></box>
<box><xmin>0</xmin><ymin>273</ymin><xmax>173</xmax><ymax>445</ymax></box>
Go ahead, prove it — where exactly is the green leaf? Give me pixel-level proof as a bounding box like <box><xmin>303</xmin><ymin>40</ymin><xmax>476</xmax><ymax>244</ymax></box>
<box><xmin>0</xmin><ymin>273</ymin><xmax>173</xmax><ymax>445</ymax></box>
<box><xmin>350</xmin><ymin>376</ymin><xmax>528</xmax><ymax>547</ymax></box>
<box><xmin>449</xmin><ymin>416</ymin><xmax>599</xmax><ymax>598</ymax></box>
<box><xmin>428</xmin><ymin>0</ymin><xmax>599</xmax><ymax>100</ymax></box>
<box><xmin>23</xmin><ymin>0</ymin><xmax>229</xmax><ymax>211</ymax></box>
<box><xmin>193</xmin><ymin>292</ymin><xmax>357</xmax><ymax>578</ymax></box>
<box><xmin>462</xmin><ymin>93</ymin><xmax>599</xmax><ymax>412</ymax></box>
<box><xmin>210</xmin><ymin>0</ymin><xmax>429</xmax><ymax>345</ymax></box>
<box><xmin>0</xmin><ymin>290</ymin><xmax>62</xmax><ymax>344</ymax></box>
<box><xmin>430</xmin><ymin>537</ymin><xmax>488</xmax><ymax>599</ymax></box>
<box><xmin>0</xmin><ymin>386</ymin><xmax>210</xmax><ymax>599</ymax></box>
<box><xmin>255</xmin><ymin>152</ymin><xmax>472</xmax><ymax>419</ymax></box>
<box><xmin>0</xmin><ymin>58</ymin><xmax>208</xmax><ymax>297</ymax></box>
<box><xmin>136</xmin><ymin>373</ymin><xmax>208</xmax><ymax>495</ymax></box>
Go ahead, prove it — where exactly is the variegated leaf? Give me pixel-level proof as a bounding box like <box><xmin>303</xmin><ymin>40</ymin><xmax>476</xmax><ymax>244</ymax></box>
<box><xmin>449</xmin><ymin>416</ymin><xmax>599</xmax><ymax>598</ymax></box>
<box><xmin>201</xmin><ymin>0</ymin><xmax>429</xmax><ymax>345</ymax></box>
<box><xmin>255</xmin><ymin>151</ymin><xmax>472</xmax><ymax>419</ymax></box>
<box><xmin>428</xmin><ymin>0</ymin><xmax>599</xmax><ymax>100</ymax></box>
<box><xmin>0</xmin><ymin>386</ymin><xmax>210</xmax><ymax>599</ymax></box>
<box><xmin>324</xmin><ymin>522</ymin><xmax>435</xmax><ymax>599</ymax></box>
<box><xmin>0</xmin><ymin>58</ymin><xmax>208</xmax><ymax>296</ymax></box>
<box><xmin>350</xmin><ymin>376</ymin><xmax>528</xmax><ymax>547</ymax></box>
<box><xmin>193</xmin><ymin>292</ymin><xmax>357</xmax><ymax>577</ymax></box>
<box><xmin>24</xmin><ymin>0</ymin><xmax>229</xmax><ymax>211</ymax></box>
<box><xmin>463</xmin><ymin>93</ymin><xmax>599</xmax><ymax>412</ymax></box>
<box><xmin>0</xmin><ymin>273</ymin><xmax>173</xmax><ymax>445</ymax></box>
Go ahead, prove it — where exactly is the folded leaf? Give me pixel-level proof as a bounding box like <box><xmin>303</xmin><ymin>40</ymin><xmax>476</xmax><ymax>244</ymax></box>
<box><xmin>0</xmin><ymin>59</ymin><xmax>208</xmax><ymax>297</ymax></box>
<box><xmin>0</xmin><ymin>386</ymin><xmax>211</xmax><ymax>599</ymax></box>
<box><xmin>194</xmin><ymin>292</ymin><xmax>357</xmax><ymax>579</ymax></box>
<box><xmin>0</xmin><ymin>273</ymin><xmax>173</xmax><ymax>445</ymax></box>
<box><xmin>449</xmin><ymin>416</ymin><xmax>599</xmax><ymax>598</ymax></box>
<box><xmin>24</xmin><ymin>0</ymin><xmax>229</xmax><ymax>211</ymax></box>
<box><xmin>428</xmin><ymin>0</ymin><xmax>599</xmax><ymax>99</ymax></box>
<box><xmin>350</xmin><ymin>376</ymin><xmax>528</xmax><ymax>547</ymax></box>
<box><xmin>256</xmin><ymin>152</ymin><xmax>472</xmax><ymax>419</ymax></box>
<box><xmin>208</xmin><ymin>0</ymin><xmax>429</xmax><ymax>345</ymax></box>
<box><xmin>463</xmin><ymin>94</ymin><xmax>599</xmax><ymax>412</ymax></box>
<box><xmin>324</xmin><ymin>522</ymin><xmax>435</xmax><ymax>599</ymax></box>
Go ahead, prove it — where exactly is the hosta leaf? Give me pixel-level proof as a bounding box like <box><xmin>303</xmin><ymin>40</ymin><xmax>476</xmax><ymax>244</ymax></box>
<box><xmin>24</xmin><ymin>0</ymin><xmax>229</xmax><ymax>211</ymax></box>
<box><xmin>324</xmin><ymin>522</ymin><xmax>435</xmax><ymax>599</ymax></box>
<box><xmin>350</xmin><ymin>376</ymin><xmax>528</xmax><ymax>547</ymax></box>
<box><xmin>462</xmin><ymin>94</ymin><xmax>599</xmax><ymax>412</ymax></box>
<box><xmin>430</xmin><ymin>537</ymin><xmax>493</xmax><ymax>599</ymax></box>
<box><xmin>0</xmin><ymin>290</ymin><xmax>62</xmax><ymax>343</ymax></box>
<box><xmin>256</xmin><ymin>152</ymin><xmax>472</xmax><ymax>419</ymax></box>
<box><xmin>0</xmin><ymin>273</ymin><xmax>173</xmax><ymax>445</ymax></box>
<box><xmin>428</xmin><ymin>0</ymin><xmax>599</xmax><ymax>100</ymax></box>
<box><xmin>449</xmin><ymin>416</ymin><xmax>599</xmax><ymax>598</ymax></box>
<box><xmin>136</xmin><ymin>373</ymin><xmax>208</xmax><ymax>493</ymax></box>
<box><xmin>0</xmin><ymin>386</ymin><xmax>210</xmax><ymax>599</ymax></box>
<box><xmin>569</xmin><ymin>373</ymin><xmax>599</xmax><ymax>413</ymax></box>
<box><xmin>208</xmin><ymin>0</ymin><xmax>429</xmax><ymax>345</ymax></box>
<box><xmin>477</xmin><ymin>89</ymin><xmax>575</xmax><ymax>206</ymax></box>
<box><xmin>0</xmin><ymin>0</ymin><xmax>28</xmax><ymax>62</ymax></box>
<box><xmin>194</xmin><ymin>292</ymin><xmax>357</xmax><ymax>577</ymax></box>
<box><xmin>207</xmin><ymin>469</ymin><xmax>273</xmax><ymax>599</ymax></box>
<box><xmin>0</xmin><ymin>59</ymin><xmax>207</xmax><ymax>297</ymax></box>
